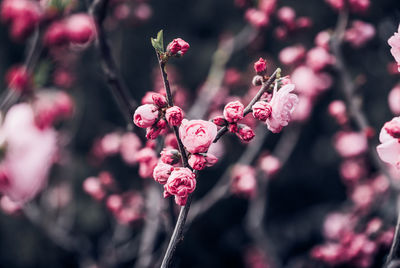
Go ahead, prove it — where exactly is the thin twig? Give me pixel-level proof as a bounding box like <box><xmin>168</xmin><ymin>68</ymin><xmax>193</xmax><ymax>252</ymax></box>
<box><xmin>89</xmin><ymin>0</ymin><xmax>136</xmax><ymax>127</ymax></box>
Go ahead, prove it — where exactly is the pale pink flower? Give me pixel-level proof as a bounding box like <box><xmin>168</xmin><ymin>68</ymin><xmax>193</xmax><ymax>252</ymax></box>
<box><xmin>278</xmin><ymin>45</ymin><xmax>306</xmax><ymax>65</ymax></box>
<box><xmin>83</xmin><ymin>177</ymin><xmax>105</xmax><ymax>200</ymax></box>
<box><xmin>139</xmin><ymin>158</ymin><xmax>158</xmax><ymax>179</ymax></box>
<box><xmin>315</xmin><ymin>31</ymin><xmax>331</xmax><ymax>50</ymax></box>
<box><xmin>0</xmin><ymin>104</ymin><xmax>57</xmax><ymax>203</ymax></box>
<box><xmin>277</xmin><ymin>6</ymin><xmax>296</xmax><ymax>27</ymax></box>
<box><xmin>119</xmin><ymin>132</ymin><xmax>141</xmax><ymax>165</ymax></box>
<box><xmin>340</xmin><ymin>159</ymin><xmax>366</xmax><ymax>184</ymax></box>
<box><xmin>231</xmin><ymin>165</ymin><xmax>256</xmax><ymax>198</ymax></box>
<box><xmin>325</xmin><ymin>0</ymin><xmax>344</xmax><ymax>11</ymax></box>
<box><xmin>133</xmin><ymin>104</ymin><xmax>159</xmax><ymax>128</ymax></box>
<box><xmin>165</xmin><ymin>106</ymin><xmax>184</xmax><ymax>126</ymax></box>
<box><xmin>311</xmin><ymin>243</ymin><xmax>344</xmax><ymax>265</ymax></box>
<box><xmin>113</xmin><ymin>191</ymin><xmax>143</xmax><ymax>224</ymax></box>
<box><xmin>153</xmin><ymin>162</ymin><xmax>174</xmax><ymax>185</ymax></box>
<box><xmin>266</xmin><ymin>84</ymin><xmax>299</xmax><ymax>133</ymax></box>
<box><xmin>351</xmin><ymin>184</ymin><xmax>374</xmax><ymax>209</ymax></box>
<box><xmin>377</xmin><ymin>117</ymin><xmax>400</xmax><ymax>168</ymax></box>
<box><xmin>160</xmin><ymin>147</ymin><xmax>180</xmax><ymax>165</ymax></box>
<box><xmin>252</xmin><ymin>101</ymin><xmax>272</xmax><ymax>121</ymax></box>
<box><xmin>291</xmin><ymin>66</ymin><xmax>332</xmax><ymax>97</ymax></box>
<box><xmin>106</xmin><ymin>194</ymin><xmax>123</xmax><ymax>213</ymax></box>
<box><xmin>179</xmin><ymin>119</ymin><xmax>217</xmax><ymax>154</ymax></box>
<box><xmin>136</xmin><ymin>147</ymin><xmax>157</xmax><ymax>163</ymax></box>
<box><xmin>259</xmin><ymin>154</ymin><xmax>281</xmax><ymax>177</ymax></box>
<box><xmin>100</xmin><ymin>132</ymin><xmax>121</xmax><ymax>155</ymax></box>
<box><xmin>258</xmin><ymin>0</ymin><xmax>276</xmax><ymax>15</ymax></box>
<box><xmin>291</xmin><ymin>95</ymin><xmax>312</xmax><ymax>122</ymax></box>
<box><xmin>334</xmin><ymin>131</ymin><xmax>368</xmax><ymax>158</ymax></box>
<box><xmin>164</xmin><ymin>168</ymin><xmax>196</xmax><ymax>206</ymax></box>
<box><xmin>388</xmin><ymin>24</ymin><xmax>400</xmax><ymax>72</ymax></box>
<box><xmin>323</xmin><ymin>212</ymin><xmax>353</xmax><ymax>240</ymax></box>
<box><xmin>245</xmin><ymin>9</ymin><xmax>269</xmax><ymax>28</ymax></box>
<box><xmin>64</xmin><ymin>14</ymin><xmax>96</xmax><ymax>45</ymax></box>
<box><xmin>188</xmin><ymin>153</ymin><xmax>218</xmax><ymax>171</ymax></box>
<box><xmin>306</xmin><ymin>47</ymin><xmax>335</xmax><ymax>71</ymax></box>
<box><xmin>328</xmin><ymin>100</ymin><xmax>347</xmax><ymax>124</ymax></box>
<box><xmin>389</xmin><ymin>85</ymin><xmax>400</xmax><ymax>115</ymax></box>
<box><xmin>344</xmin><ymin>20</ymin><xmax>375</xmax><ymax>48</ymax></box>
<box><xmin>188</xmin><ymin>154</ymin><xmax>207</xmax><ymax>171</ymax></box>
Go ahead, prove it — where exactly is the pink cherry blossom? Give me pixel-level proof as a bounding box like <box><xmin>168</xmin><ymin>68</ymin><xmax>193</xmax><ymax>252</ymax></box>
<box><xmin>259</xmin><ymin>155</ymin><xmax>281</xmax><ymax>177</ymax></box>
<box><xmin>153</xmin><ymin>162</ymin><xmax>174</xmax><ymax>185</ymax></box>
<box><xmin>291</xmin><ymin>66</ymin><xmax>332</xmax><ymax>98</ymax></box>
<box><xmin>179</xmin><ymin>119</ymin><xmax>217</xmax><ymax>154</ymax></box>
<box><xmin>306</xmin><ymin>47</ymin><xmax>335</xmax><ymax>71</ymax></box>
<box><xmin>64</xmin><ymin>14</ymin><xmax>96</xmax><ymax>45</ymax></box>
<box><xmin>188</xmin><ymin>154</ymin><xmax>207</xmax><ymax>170</ymax></box>
<box><xmin>133</xmin><ymin>104</ymin><xmax>159</xmax><ymax>128</ymax></box>
<box><xmin>245</xmin><ymin>9</ymin><xmax>269</xmax><ymax>28</ymax></box>
<box><xmin>266</xmin><ymin>84</ymin><xmax>299</xmax><ymax>133</ymax></box>
<box><xmin>377</xmin><ymin>117</ymin><xmax>400</xmax><ymax>168</ymax></box>
<box><xmin>223</xmin><ymin>101</ymin><xmax>244</xmax><ymax>123</ymax></box>
<box><xmin>160</xmin><ymin>148</ymin><xmax>181</xmax><ymax>165</ymax></box>
<box><xmin>277</xmin><ymin>6</ymin><xmax>296</xmax><ymax>27</ymax></box>
<box><xmin>388</xmin><ymin>84</ymin><xmax>400</xmax><ymax>115</ymax></box>
<box><xmin>0</xmin><ymin>104</ymin><xmax>57</xmax><ymax>203</ymax></box>
<box><xmin>252</xmin><ymin>101</ymin><xmax>272</xmax><ymax>121</ymax></box>
<box><xmin>236</xmin><ymin>124</ymin><xmax>255</xmax><ymax>142</ymax></box>
<box><xmin>315</xmin><ymin>31</ymin><xmax>331</xmax><ymax>50</ymax></box>
<box><xmin>278</xmin><ymin>45</ymin><xmax>306</xmax><ymax>65</ymax></box>
<box><xmin>119</xmin><ymin>132</ymin><xmax>141</xmax><ymax>165</ymax></box>
<box><xmin>334</xmin><ymin>131</ymin><xmax>368</xmax><ymax>158</ymax></box>
<box><xmin>83</xmin><ymin>177</ymin><xmax>105</xmax><ymax>200</ymax></box>
<box><xmin>231</xmin><ymin>165</ymin><xmax>256</xmax><ymax>198</ymax></box>
<box><xmin>291</xmin><ymin>95</ymin><xmax>312</xmax><ymax>122</ymax></box>
<box><xmin>164</xmin><ymin>168</ymin><xmax>196</xmax><ymax>206</ymax></box>
<box><xmin>165</xmin><ymin>106</ymin><xmax>184</xmax><ymax>126</ymax></box>
<box><xmin>344</xmin><ymin>20</ymin><xmax>375</xmax><ymax>48</ymax></box>
<box><xmin>388</xmin><ymin>24</ymin><xmax>400</xmax><ymax>72</ymax></box>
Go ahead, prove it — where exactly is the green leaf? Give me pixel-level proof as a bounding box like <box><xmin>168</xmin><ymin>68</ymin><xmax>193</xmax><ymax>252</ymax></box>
<box><xmin>34</xmin><ymin>60</ymin><xmax>51</xmax><ymax>88</ymax></box>
<box><xmin>151</xmin><ymin>30</ymin><xmax>164</xmax><ymax>53</ymax></box>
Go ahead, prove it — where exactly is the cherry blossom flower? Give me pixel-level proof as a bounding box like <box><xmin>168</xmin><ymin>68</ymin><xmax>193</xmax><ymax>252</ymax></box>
<box><xmin>388</xmin><ymin>24</ymin><xmax>400</xmax><ymax>72</ymax></box>
<box><xmin>0</xmin><ymin>104</ymin><xmax>57</xmax><ymax>203</ymax></box>
<box><xmin>164</xmin><ymin>168</ymin><xmax>196</xmax><ymax>206</ymax></box>
<box><xmin>377</xmin><ymin>117</ymin><xmax>400</xmax><ymax>168</ymax></box>
<box><xmin>266</xmin><ymin>83</ymin><xmax>299</xmax><ymax>133</ymax></box>
<box><xmin>179</xmin><ymin>119</ymin><xmax>217</xmax><ymax>154</ymax></box>
<box><xmin>133</xmin><ymin>104</ymin><xmax>159</xmax><ymax>128</ymax></box>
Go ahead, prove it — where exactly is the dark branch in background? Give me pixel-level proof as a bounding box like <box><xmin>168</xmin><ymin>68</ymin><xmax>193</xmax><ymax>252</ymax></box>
<box><xmin>89</xmin><ymin>0</ymin><xmax>136</xmax><ymax>127</ymax></box>
<box><xmin>0</xmin><ymin>27</ymin><xmax>43</xmax><ymax>112</ymax></box>
<box><xmin>188</xmin><ymin>25</ymin><xmax>258</xmax><ymax>119</ymax></box>
<box><xmin>245</xmin><ymin>125</ymin><xmax>302</xmax><ymax>268</ymax></box>
<box><xmin>160</xmin><ymin>67</ymin><xmax>280</xmax><ymax>267</ymax></box>
<box><xmin>330</xmin><ymin>8</ymin><xmax>399</xmax><ymax>267</ymax></box>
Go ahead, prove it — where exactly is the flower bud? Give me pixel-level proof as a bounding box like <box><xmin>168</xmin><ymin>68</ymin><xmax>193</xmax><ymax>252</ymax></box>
<box><xmin>5</xmin><ymin>65</ymin><xmax>31</xmax><ymax>92</ymax></box>
<box><xmin>146</xmin><ymin>126</ymin><xmax>162</xmax><ymax>140</ymax></box>
<box><xmin>64</xmin><ymin>14</ymin><xmax>96</xmax><ymax>45</ymax></box>
<box><xmin>188</xmin><ymin>154</ymin><xmax>207</xmax><ymax>170</ymax></box>
<box><xmin>160</xmin><ymin>148</ymin><xmax>181</xmax><ymax>165</ymax></box>
<box><xmin>133</xmin><ymin>104</ymin><xmax>159</xmax><ymax>128</ymax></box>
<box><xmin>228</xmin><ymin>123</ymin><xmax>238</xmax><ymax>133</ymax></box>
<box><xmin>152</xmin><ymin>93</ymin><xmax>167</xmax><ymax>108</ymax></box>
<box><xmin>252</xmin><ymin>101</ymin><xmax>272</xmax><ymax>121</ymax></box>
<box><xmin>166</xmin><ymin>38</ymin><xmax>190</xmax><ymax>57</ymax></box>
<box><xmin>165</xmin><ymin>106</ymin><xmax>184</xmax><ymax>126</ymax></box>
<box><xmin>153</xmin><ymin>162</ymin><xmax>174</xmax><ymax>184</ymax></box>
<box><xmin>236</xmin><ymin>124</ymin><xmax>255</xmax><ymax>142</ymax></box>
<box><xmin>252</xmin><ymin>75</ymin><xmax>263</xmax><ymax>86</ymax></box>
<box><xmin>223</xmin><ymin>101</ymin><xmax>244</xmax><ymax>123</ymax></box>
<box><xmin>44</xmin><ymin>21</ymin><xmax>67</xmax><ymax>46</ymax></box>
<box><xmin>254</xmin><ymin>57</ymin><xmax>267</xmax><ymax>75</ymax></box>
<box><xmin>212</xmin><ymin>115</ymin><xmax>227</xmax><ymax>127</ymax></box>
